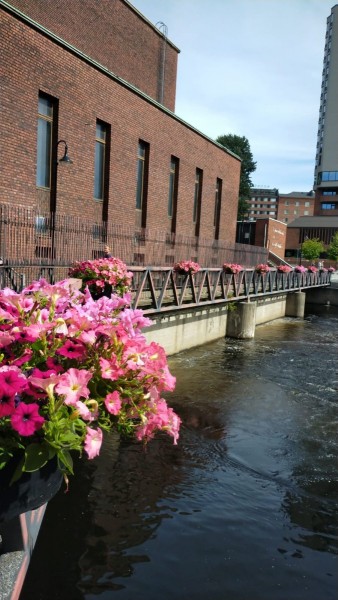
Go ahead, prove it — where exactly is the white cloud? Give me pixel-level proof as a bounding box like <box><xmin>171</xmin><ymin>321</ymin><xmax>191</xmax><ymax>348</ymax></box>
<box><xmin>130</xmin><ymin>0</ymin><xmax>334</xmax><ymax>192</ymax></box>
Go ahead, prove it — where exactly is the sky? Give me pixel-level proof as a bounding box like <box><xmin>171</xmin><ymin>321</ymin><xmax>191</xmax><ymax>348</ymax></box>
<box><xmin>130</xmin><ymin>0</ymin><xmax>335</xmax><ymax>193</ymax></box>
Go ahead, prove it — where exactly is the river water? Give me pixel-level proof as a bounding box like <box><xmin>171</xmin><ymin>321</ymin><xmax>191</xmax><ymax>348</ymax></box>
<box><xmin>21</xmin><ymin>305</ymin><xmax>338</xmax><ymax>600</ymax></box>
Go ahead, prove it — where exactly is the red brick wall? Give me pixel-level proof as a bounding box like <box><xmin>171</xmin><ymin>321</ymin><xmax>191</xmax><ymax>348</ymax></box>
<box><xmin>277</xmin><ymin>194</ymin><xmax>315</xmax><ymax>224</ymax></box>
<box><xmin>314</xmin><ymin>190</ymin><xmax>338</xmax><ymax>216</ymax></box>
<box><xmin>0</xmin><ymin>9</ymin><xmax>240</xmax><ymax>246</ymax></box>
<box><xmin>255</xmin><ymin>219</ymin><xmax>287</xmax><ymax>259</ymax></box>
<box><xmin>5</xmin><ymin>0</ymin><xmax>178</xmax><ymax>111</ymax></box>
<box><xmin>285</xmin><ymin>228</ymin><xmax>301</xmax><ymax>252</ymax></box>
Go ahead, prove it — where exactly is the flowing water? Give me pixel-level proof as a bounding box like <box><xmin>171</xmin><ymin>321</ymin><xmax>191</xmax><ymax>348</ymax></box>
<box><xmin>21</xmin><ymin>306</ymin><xmax>338</xmax><ymax>600</ymax></box>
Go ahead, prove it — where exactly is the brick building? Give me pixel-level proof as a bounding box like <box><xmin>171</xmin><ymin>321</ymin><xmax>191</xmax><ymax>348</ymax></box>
<box><xmin>237</xmin><ymin>218</ymin><xmax>287</xmax><ymax>261</ymax></box>
<box><xmin>277</xmin><ymin>191</ymin><xmax>315</xmax><ymax>224</ymax></box>
<box><xmin>247</xmin><ymin>188</ymin><xmax>279</xmax><ymax>220</ymax></box>
<box><xmin>0</xmin><ymin>0</ymin><xmax>241</xmax><ymax>264</ymax></box>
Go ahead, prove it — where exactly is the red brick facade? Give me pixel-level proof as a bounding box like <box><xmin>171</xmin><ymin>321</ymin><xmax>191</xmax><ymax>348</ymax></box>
<box><xmin>0</xmin><ymin>1</ymin><xmax>240</xmax><ymax>259</ymax></box>
<box><xmin>5</xmin><ymin>0</ymin><xmax>179</xmax><ymax>111</ymax></box>
<box><xmin>255</xmin><ymin>219</ymin><xmax>287</xmax><ymax>260</ymax></box>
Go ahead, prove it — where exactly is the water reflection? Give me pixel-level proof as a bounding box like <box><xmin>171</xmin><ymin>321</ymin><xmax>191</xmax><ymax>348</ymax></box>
<box><xmin>21</xmin><ymin>309</ymin><xmax>338</xmax><ymax>600</ymax></box>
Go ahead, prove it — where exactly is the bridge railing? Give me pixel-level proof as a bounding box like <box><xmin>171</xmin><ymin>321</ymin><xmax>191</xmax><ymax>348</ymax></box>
<box><xmin>130</xmin><ymin>267</ymin><xmax>332</xmax><ymax>313</ymax></box>
<box><xmin>0</xmin><ymin>265</ymin><xmax>332</xmax><ymax>314</ymax></box>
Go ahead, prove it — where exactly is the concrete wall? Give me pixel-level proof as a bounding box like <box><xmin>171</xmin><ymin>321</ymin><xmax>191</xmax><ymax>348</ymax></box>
<box><xmin>144</xmin><ymin>294</ymin><xmax>289</xmax><ymax>355</ymax></box>
<box><xmin>144</xmin><ymin>305</ymin><xmax>229</xmax><ymax>355</ymax></box>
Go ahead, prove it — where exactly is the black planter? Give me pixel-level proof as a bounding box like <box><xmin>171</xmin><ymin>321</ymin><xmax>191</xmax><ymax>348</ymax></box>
<box><xmin>0</xmin><ymin>458</ymin><xmax>63</xmax><ymax>523</ymax></box>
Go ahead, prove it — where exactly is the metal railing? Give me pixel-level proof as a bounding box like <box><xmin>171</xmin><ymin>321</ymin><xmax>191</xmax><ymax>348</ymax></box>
<box><xmin>0</xmin><ymin>265</ymin><xmax>332</xmax><ymax>315</ymax></box>
<box><xmin>0</xmin><ymin>203</ymin><xmax>268</xmax><ymax>269</ymax></box>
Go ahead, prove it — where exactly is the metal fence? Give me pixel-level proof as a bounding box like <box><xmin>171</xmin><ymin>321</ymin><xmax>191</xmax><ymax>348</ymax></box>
<box><xmin>0</xmin><ymin>203</ymin><xmax>268</xmax><ymax>270</ymax></box>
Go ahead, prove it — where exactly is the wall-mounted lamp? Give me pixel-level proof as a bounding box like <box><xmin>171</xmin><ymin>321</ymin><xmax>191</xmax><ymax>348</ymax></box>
<box><xmin>57</xmin><ymin>139</ymin><xmax>73</xmax><ymax>164</ymax></box>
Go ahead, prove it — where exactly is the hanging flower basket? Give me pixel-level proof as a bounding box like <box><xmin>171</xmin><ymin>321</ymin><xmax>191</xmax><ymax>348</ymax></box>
<box><xmin>0</xmin><ymin>277</ymin><xmax>181</xmax><ymax>490</ymax></box>
<box><xmin>68</xmin><ymin>257</ymin><xmax>133</xmax><ymax>298</ymax></box>
<box><xmin>294</xmin><ymin>265</ymin><xmax>307</xmax><ymax>273</ymax></box>
<box><xmin>173</xmin><ymin>261</ymin><xmax>200</xmax><ymax>275</ymax></box>
<box><xmin>0</xmin><ymin>456</ymin><xmax>62</xmax><ymax>523</ymax></box>
<box><xmin>255</xmin><ymin>264</ymin><xmax>270</xmax><ymax>275</ymax></box>
<box><xmin>277</xmin><ymin>265</ymin><xmax>292</xmax><ymax>274</ymax></box>
<box><xmin>223</xmin><ymin>263</ymin><xmax>243</xmax><ymax>274</ymax></box>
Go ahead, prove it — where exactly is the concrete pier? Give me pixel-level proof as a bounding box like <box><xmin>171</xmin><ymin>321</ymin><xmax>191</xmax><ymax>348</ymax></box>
<box><xmin>226</xmin><ymin>301</ymin><xmax>257</xmax><ymax>339</ymax></box>
<box><xmin>285</xmin><ymin>292</ymin><xmax>306</xmax><ymax>318</ymax></box>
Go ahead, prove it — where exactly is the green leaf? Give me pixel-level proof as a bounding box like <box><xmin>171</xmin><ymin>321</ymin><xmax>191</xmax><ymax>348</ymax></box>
<box><xmin>24</xmin><ymin>443</ymin><xmax>50</xmax><ymax>472</ymax></box>
<box><xmin>9</xmin><ymin>456</ymin><xmax>25</xmax><ymax>485</ymax></box>
<box><xmin>57</xmin><ymin>450</ymin><xmax>74</xmax><ymax>475</ymax></box>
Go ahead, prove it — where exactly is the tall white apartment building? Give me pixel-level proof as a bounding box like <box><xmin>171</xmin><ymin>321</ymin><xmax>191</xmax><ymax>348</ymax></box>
<box><xmin>314</xmin><ymin>4</ymin><xmax>338</xmax><ymax>216</ymax></box>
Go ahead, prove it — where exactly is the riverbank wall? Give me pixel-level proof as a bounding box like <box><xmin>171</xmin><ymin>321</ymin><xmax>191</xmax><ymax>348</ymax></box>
<box><xmin>144</xmin><ymin>286</ymin><xmax>337</xmax><ymax>355</ymax></box>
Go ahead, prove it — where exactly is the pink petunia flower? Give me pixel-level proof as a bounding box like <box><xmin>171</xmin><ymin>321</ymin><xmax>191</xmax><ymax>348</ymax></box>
<box><xmin>0</xmin><ymin>394</ymin><xmax>16</xmax><ymax>417</ymax></box>
<box><xmin>99</xmin><ymin>357</ymin><xmax>124</xmax><ymax>381</ymax></box>
<box><xmin>11</xmin><ymin>402</ymin><xmax>45</xmax><ymax>436</ymax></box>
<box><xmin>56</xmin><ymin>340</ymin><xmax>86</xmax><ymax>359</ymax></box>
<box><xmin>55</xmin><ymin>368</ymin><xmax>92</xmax><ymax>404</ymax></box>
<box><xmin>105</xmin><ymin>391</ymin><xmax>122</xmax><ymax>415</ymax></box>
<box><xmin>0</xmin><ymin>368</ymin><xmax>28</xmax><ymax>396</ymax></box>
<box><xmin>84</xmin><ymin>426</ymin><xmax>103</xmax><ymax>459</ymax></box>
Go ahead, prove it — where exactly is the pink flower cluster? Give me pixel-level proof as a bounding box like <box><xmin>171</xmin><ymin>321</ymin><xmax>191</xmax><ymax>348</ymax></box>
<box><xmin>68</xmin><ymin>257</ymin><xmax>133</xmax><ymax>297</ymax></box>
<box><xmin>173</xmin><ymin>261</ymin><xmax>201</xmax><ymax>275</ymax></box>
<box><xmin>294</xmin><ymin>265</ymin><xmax>307</xmax><ymax>273</ymax></box>
<box><xmin>223</xmin><ymin>263</ymin><xmax>243</xmax><ymax>274</ymax></box>
<box><xmin>277</xmin><ymin>265</ymin><xmax>292</xmax><ymax>273</ymax></box>
<box><xmin>255</xmin><ymin>264</ymin><xmax>270</xmax><ymax>274</ymax></box>
<box><xmin>0</xmin><ymin>278</ymin><xmax>181</xmax><ymax>481</ymax></box>
<box><xmin>307</xmin><ymin>265</ymin><xmax>318</xmax><ymax>273</ymax></box>
<box><xmin>328</xmin><ymin>267</ymin><xmax>335</xmax><ymax>273</ymax></box>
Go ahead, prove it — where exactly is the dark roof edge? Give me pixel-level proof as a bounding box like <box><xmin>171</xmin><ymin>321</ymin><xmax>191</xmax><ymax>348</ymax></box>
<box><xmin>0</xmin><ymin>0</ymin><xmax>241</xmax><ymax>163</ymax></box>
<box><xmin>122</xmin><ymin>0</ymin><xmax>180</xmax><ymax>53</ymax></box>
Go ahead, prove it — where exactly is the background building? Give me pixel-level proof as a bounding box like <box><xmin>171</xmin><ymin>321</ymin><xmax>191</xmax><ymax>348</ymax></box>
<box><xmin>247</xmin><ymin>188</ymin><xmax>279</xmax><ymax>220</ymax></box>
<box><xmin>237</xmin><ymin>218</ymin><xmax>287</xmax><ymax>261</ymax></box>
<box><xmin>277</xmin><ymin>191</ymin><xmax>315</xmax><ymax>224</ymax></box>
<box><xmin>0</xmin><ymin>0</ymin><xmax>242</xmax><ymax>266</ymax></box>
<box><xmin>313</xmin><ymin>3</ymin><xmax>338</xmax><ymax>216</ymax></box>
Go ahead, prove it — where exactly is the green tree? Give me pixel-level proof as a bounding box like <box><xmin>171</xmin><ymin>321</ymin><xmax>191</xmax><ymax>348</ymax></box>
<box><xmin>327</xmin><ymin>231</ymin><xmax>338</xmax><ymax>262</ymax></box>
<box><xmin>301</xmin><ymin>238</ymin><xmax>324</xmax><ymax>261</ymax></box>
<box><xmin>216</xmin><ymin>134</ymin><xmax>256</xmax><ymax>220</ymax></box>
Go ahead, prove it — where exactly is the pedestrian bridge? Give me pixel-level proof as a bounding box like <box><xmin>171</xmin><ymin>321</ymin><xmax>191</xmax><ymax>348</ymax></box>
<box><xmin>128</xmin><ymin>267</ymin><xmax>335</xmax><ymax>354</ymax></box>
<box><xmin>130</xmin><ymin>266</ymin><xmax>332</xmax><ymax>313</ymax></box>
<box><xmin>0</xmin><ymin>264</ymin><xmax>335</xmax><ymax>355</ymax></box>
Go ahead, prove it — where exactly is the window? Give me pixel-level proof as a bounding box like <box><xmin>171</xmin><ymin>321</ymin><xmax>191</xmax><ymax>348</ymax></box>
<box><xmin>295</xmin><ymin>201</ymin><xmax>300</xmax><ymax>206</ymax></box>
<box><xmin>35</xmin><ymin>215</ymin><xmax>48</xmax><ymax>233</ymax></box>
<box><xmin>322</xmin><ymin>191</ymin><xmax>337</xmax><ymax>196</ymax></box>
<box><xmin>285</xmin><ymin>201</ymin><xmax>289</xmax><ymax>206</ymax></box>
<box><xmin>36</xmin><ymin>94</ymin><xmax>54</xmax><ymax>188</ymax></box>
<box><xmin>168</xmin><ymin>156</ymin><xmax>179</xmax><ymax>222</ymax></box>
<box><xmin>193</xmin><ymin>168</ymin><xmax>203</xmax><ymax>235</ymax></box>
<box><xmin>136</xmin><ymin>140</ymin><xmax>149</xmax><ymax>227</ymax></box>
<box><xmin>320</xmin><ymin>171</ymin><xmax>338</xmax><ymax>182</ymax></box>
<box><xmin>304</xmin><ymin>201</ymin><xmax>310</xmax><ymax>206</ymax></box>
<box><xmin>284</xmin><ymin>210</ymin><xmax>289</xmax><ymax>214</ymax></box>
<box><xmin>321</xmin><ymin>202</ymin><xmax>336</xmax><ymax>210</ymax></box>
<box><xmin>304</xmin><ymin>211</ymin><xmax>309</xmax><ymax>215</ymax></box>
<box><xmin>213</xmin><ymin>178</ymin><xmax>222</xmax><ymax>239</ymax></box>
<box><xmin>94</xmin><ymin>121</ymin><xmax>110</xmax><ymax>201</ymax></box>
